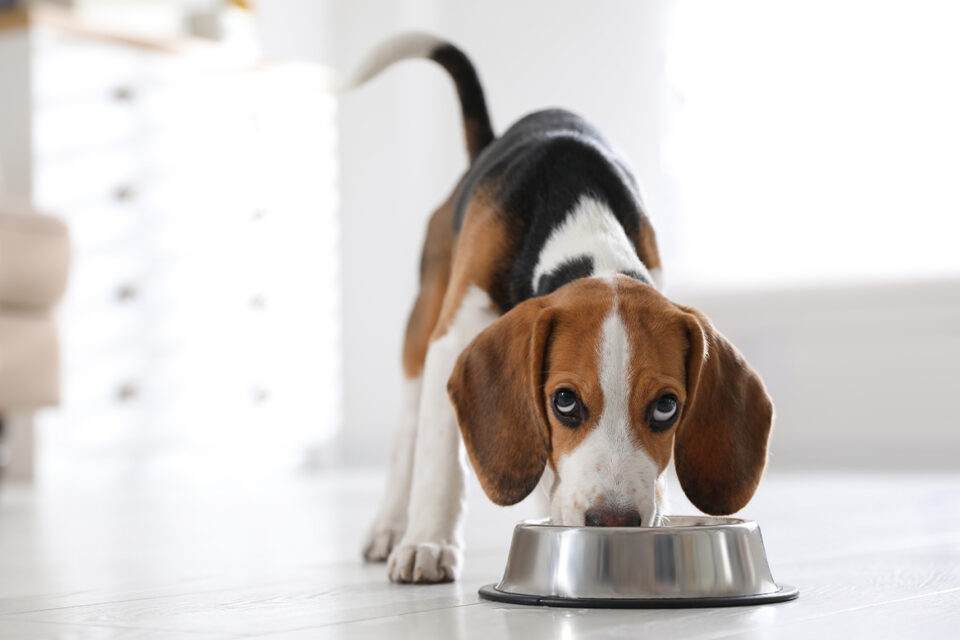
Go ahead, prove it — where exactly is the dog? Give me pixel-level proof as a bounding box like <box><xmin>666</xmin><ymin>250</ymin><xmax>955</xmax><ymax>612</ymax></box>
<box><xmin>350</xmin><ymin>34</ymin><xmax>774</xmax><ymax>584</ymax></box>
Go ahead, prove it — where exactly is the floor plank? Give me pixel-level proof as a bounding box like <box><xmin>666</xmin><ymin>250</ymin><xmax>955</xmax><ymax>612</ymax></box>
<box><xmin>0</xmin><ymin>618</ymin><xmax>233</xmax><ymax>639</ymax></box>
<box><xmin>716</xmin><ymin>588</ymin><xmax>960</xmax><ymax>640</ymax></box>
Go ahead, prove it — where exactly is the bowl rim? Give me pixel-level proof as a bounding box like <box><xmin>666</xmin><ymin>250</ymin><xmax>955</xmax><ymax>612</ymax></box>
<box><xmin>516</xmin><ymin>515</ymin><xmax>753</xmax><ymax>531</ymax></box>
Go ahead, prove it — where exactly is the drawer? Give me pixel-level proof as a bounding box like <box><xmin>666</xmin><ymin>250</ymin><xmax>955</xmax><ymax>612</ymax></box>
<box><xmin>63</xmin><ymin>245</ymin><xmax>146</xmax><ymax>306</ymax></box>
<box><xmin>33</xmin><ymin>147</ymin><xmax>144</xmax><ymax>210</ymax></box>
<box><xmin>40</xmin><ymin>401</ymin><xmax>151</xmax><ymax>452</ymax></box>
<box><xmin>145</xmin><ymin>350</ymin><xmax>266</xmax><ymax>421</ymax></box>
<box><xmin>55</xmin><ymin>200</ymin><xmax>145</xmax><ymax>253</ymax></box>
<box><xmin>60</xmin><ymin>298</ymin><xmax>150</xmax><ymax>359</ymax></box>
<box><xmin>134</xmin><ymin>176</ymin><xmax>262</xmax><ymax>230</ymax></box>
<box><xmin>59</xmin><ymin>347</ymin><xmax>148</xmax><ymax>409</ymax></box>
<box><xmin>32</xmin><ymin>28</ymin><xmax>152</xmax><ymax>105</ymax></box>
<box><xmin>33</xmin><ymin>96</ymin><xmax>143</xmax><ymax>160</ymax></box>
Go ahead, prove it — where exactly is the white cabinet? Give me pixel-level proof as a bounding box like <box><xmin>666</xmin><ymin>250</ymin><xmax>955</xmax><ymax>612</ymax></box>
<box><xmin>2</xmin><ymin>15</ymin><xmax>339</xmax><ymax>468</ymax></box>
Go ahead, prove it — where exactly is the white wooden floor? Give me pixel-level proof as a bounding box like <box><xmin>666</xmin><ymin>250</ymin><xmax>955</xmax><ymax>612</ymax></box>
<box><xmin>1</xmin><ymin>460</ymin><xmax>959</xmax><ymax>639</ymax></box>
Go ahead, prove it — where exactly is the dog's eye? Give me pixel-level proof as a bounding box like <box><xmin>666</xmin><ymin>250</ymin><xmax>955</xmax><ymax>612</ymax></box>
<box><xmin>552</xmin><ymin>388</ymin><xmax>583</xmax><ymax>426</ymax></box>
<box><xmin>554</xmin><ymin>389</ymin><xmax>578</xmax><ymax>414</ymax></box>
<box><xmin>648</xmin><ymin>393</ymin><xmax>680</xmax><ymax>431</ymax></box>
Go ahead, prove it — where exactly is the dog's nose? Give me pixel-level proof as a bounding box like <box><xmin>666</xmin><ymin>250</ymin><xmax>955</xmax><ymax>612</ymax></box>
<box><xmin>584</xmin><ymin>507</ymin><xmax>642</xmax><ymax>527</ymax></box>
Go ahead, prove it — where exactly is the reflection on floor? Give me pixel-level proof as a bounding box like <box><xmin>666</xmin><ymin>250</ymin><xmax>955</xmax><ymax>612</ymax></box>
<box><xmin>1</xmin><ymin>460</ymin><xmax>959</xmax><ymax>639</ymax></box>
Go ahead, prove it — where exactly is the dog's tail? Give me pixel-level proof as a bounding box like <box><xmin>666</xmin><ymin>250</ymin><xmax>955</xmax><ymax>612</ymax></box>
<box><xmin>344</xmin><ymin>33</ymin><xmax>494</xmax><ymax>162</ymax></box>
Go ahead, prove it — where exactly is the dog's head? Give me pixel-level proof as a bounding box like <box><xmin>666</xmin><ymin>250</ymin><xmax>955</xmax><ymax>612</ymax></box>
<box><xmin>447</xmin><ymin>276</ymin><xmax>773</xmax><ymax>526</ymax></box>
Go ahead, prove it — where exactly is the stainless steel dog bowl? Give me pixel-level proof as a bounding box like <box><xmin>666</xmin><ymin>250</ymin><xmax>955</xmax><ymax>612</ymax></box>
<box><xmin>479</xmin><ymin>516</ymin><xmax>798</xmax><ymax>608</ymax></box>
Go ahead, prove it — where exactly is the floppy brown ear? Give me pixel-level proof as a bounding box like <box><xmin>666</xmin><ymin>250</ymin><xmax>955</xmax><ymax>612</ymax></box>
<box><xmin>447</xmin><ymin>298</ymin><xmax>553</xmax><ymax>506</ymax></box>
<box><xmin>674</xmin><ymin>306</ymin><xmax>774</xmax><ymax>515</ymax></box>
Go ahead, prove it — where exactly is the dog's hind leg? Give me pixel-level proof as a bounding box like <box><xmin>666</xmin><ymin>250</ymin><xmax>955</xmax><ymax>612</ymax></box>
<box><xmin>362</xmin><ymin>376</ymin><xmax>422</xmax><ymax>561</ymax></box>
<box><xmin>362</xmin><ymin>195</ymin><xmax>454</xmax><ymax>562</ymax></box>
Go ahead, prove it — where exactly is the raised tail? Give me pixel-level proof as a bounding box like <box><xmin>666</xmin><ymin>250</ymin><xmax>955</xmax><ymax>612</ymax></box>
<box><xmin>345</xmin><ymin>33</ymin><xmax>495</xmax><ymax>162</ymax></box>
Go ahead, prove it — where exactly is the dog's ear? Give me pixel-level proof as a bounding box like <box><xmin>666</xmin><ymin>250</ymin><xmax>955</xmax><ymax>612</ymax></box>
<box><xmin>674</xmin><ymin>306</ymin><xmax>774</xmax><ymax>515</ymax></box>
<box><xmin>448</xmin><ymin>298</ymin><xmax>553</xmax><ymax>506</ymax></box>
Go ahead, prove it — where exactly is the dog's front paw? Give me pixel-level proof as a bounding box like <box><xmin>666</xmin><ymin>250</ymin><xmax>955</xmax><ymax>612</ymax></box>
<box><xmin>362</xmin><ymin>523</ymin><xmax>405</xmax><ymax>563</ymax></box>
<box><xmin>387</xmin><ymin>538</ymin><xmax>462</xmax><ymax>583</ymax></box>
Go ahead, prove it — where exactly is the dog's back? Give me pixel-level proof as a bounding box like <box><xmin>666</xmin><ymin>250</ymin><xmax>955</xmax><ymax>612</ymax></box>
<box><xmin>346</xmin><ymin>35</ymin><xmax>661</xmax><ymax>313</ymax></box>
<box><xmin>453</xmin><ymin>108</ymin><xmax>660</xmax><ymax>306</ymax></box>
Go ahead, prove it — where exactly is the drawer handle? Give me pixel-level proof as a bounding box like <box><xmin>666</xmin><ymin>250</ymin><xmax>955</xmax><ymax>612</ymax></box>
<box><xmin>114</xmin><ymin>185</ymin><xmax>136</xmax><ymax>202</ymax></box>
<box><xmin>116</xmin><ymin>284</ymin><xmax>139</xmax><ymax>302</ymax></box>
<box><xmin>116</xmin><ymin>383</ymin><xmax>139</xmax><ymax>402</ymax></box>
<box><xmin>113</xmin><ymin>86</ymin><xmax>136</xmax><ymax>102</ymax></box>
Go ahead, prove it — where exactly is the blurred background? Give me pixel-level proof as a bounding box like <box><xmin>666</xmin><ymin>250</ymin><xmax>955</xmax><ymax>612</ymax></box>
<box><xmin>1</xmin><ymin>0</ymin><xmax>958</xmax><ymax>486</ymax></box>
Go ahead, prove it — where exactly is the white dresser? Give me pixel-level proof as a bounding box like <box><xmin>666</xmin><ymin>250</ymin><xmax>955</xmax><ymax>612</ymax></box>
<box><xmin>0</xmin><ymin>7</ymin><xmax>340</xmax><ymax>470</ymax></box>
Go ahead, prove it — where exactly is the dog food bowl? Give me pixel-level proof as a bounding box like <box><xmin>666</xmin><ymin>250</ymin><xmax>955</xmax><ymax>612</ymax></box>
<box><xmin>479</xmin><ymin>516</ymin><xmax>798</xmax><ymax>608</ymax></box>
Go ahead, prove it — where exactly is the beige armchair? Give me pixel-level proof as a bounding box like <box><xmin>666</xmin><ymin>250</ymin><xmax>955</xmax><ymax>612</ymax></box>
<box><xmin>0</xmin><ymin>201</ymin><xmax>69</xmax><ymax>480</ymax></box>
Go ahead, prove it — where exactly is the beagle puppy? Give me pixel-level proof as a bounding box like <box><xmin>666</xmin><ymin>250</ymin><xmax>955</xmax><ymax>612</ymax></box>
<box><xmin>353</xmin><ymin>34</ymin><xmax>774</xmax><ymax>584</ymax></box>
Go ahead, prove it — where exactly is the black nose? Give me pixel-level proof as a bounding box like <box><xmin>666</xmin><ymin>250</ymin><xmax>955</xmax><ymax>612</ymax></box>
<box><xmin>584</xmin><ymin>507</ymin><xmax>642</xmax><ymax>527</ymax></box>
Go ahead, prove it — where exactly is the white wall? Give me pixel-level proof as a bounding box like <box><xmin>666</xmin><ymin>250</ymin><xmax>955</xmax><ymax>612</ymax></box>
<box><xmin>664</xmin><ymin>0</ymin><xmax>960</xmax><ymax>288</ymax></box>
<box><xmin>674</xmin><ymin>279</ymin><xmax>960</xmax><ymax>471</ymax></box>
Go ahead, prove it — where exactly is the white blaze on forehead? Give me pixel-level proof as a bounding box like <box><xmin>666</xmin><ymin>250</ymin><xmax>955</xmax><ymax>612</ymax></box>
<box><xmin>596</xmin><ymin>303</ymin><xmax>635</xmax><ymax>460</ymax></box>
<box><xmin>551</xmin><ymin>295</ymin><xmax>662</xmax><ymax>525</ymax></box>
<box><xmin>533</xmin><ymin>195</ymin><xmax>653</xmax><ymax>293</ymax></box>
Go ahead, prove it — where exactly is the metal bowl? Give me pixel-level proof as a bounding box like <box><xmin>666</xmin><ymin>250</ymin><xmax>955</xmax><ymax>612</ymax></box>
<box><xmin>479</xmin><ymin>516</ymin><xmax>798</xmax><ymax>608</ymax></box>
